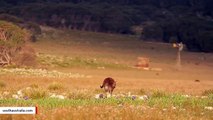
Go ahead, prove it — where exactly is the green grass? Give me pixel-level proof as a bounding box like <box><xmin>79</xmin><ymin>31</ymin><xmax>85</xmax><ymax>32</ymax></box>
<box><xmin>0</xmin><ymin>94</ymin><xmax>211</xmax><ymax>109</ymax></box>
<box><xmin>151</xmin><ymin>90</ymin><xmax>167</xmax><ymax>98</ymax></box>
<box><xmin>208</xmin><ymin>94</ymin><xmax>213</xmax><ymax>100</ymax></box>
<box><xmin>0</xmin><ymin>98</ymin><xmax>134</xmax><ymax>108</ymax></box>
<box><xmin>37</xmin><ymin>53</ymin><xmax>129</xmax><ymax>69</ymax></box>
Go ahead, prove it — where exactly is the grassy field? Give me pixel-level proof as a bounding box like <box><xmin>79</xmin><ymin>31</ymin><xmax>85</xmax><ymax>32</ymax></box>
<box><xmin>0</xmin><ymin>27</ymin><xmax>213</xmax><ymax>119</ymax></box>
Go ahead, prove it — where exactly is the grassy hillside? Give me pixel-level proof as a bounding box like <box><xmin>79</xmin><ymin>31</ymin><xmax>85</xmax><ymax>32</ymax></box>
<box><xmin>23</xmin><ymin>26</ymin><xmax>213</xmax><ymax>94</ymax></box>
<box><xmin>0</xmin><ymin>27</ymin><xmax>213</xmax><ymax>119</ymax></box>
<box><xmin>34</xmin><ymin>26</ymin><xmax>213</xmax><ymax>76</ymax></box>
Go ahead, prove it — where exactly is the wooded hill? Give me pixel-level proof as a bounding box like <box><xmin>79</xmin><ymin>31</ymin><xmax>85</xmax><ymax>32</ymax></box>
<box><xmin>0</xmin><ymin>0</ymin><xmax>213</xmax><ymax>52</ymax></box>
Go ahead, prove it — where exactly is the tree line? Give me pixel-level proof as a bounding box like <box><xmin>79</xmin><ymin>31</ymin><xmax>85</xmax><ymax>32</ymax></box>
<box><xmin>0</xmin><ymin>0</ymin><xmax>213</xmax><ymax>52</ymax></box>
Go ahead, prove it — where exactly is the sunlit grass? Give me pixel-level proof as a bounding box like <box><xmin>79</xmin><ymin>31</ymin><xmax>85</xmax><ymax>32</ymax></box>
<box><xmin>0</xmin><ymin>68</ymin><xmax>87</xmax><ymax>78</ymax></box>
<box><xmin>0</xmin><ymin>27</ymin><xmax>212</xmax><ymax>120</ymax></box>
<box><xmin>37</xmin><ymin>53</ymin><xmax>129</xmax><ymax>69</ymax></box>
<box><xmin>0</xmin><ymin>93</ymin><xmax>211</xmax><ymax>109</ymax></box>
<box><xmin>0</xmin><ymin>95</ymin><xmax>212</xmax><ymax>119</ymax></box>
<box><xmin>22</xmin><ymin>88</ymin><xmax>47</xmax><ymax>99</ymax></box>
<box><xmin>48</xmin><ymin>82</ymin><xmax>64</xmax><ymax>91</ymax></box>
<box><xmin>202</xmin><ymin>89</ymin><xmax>213</xmax><ymax>96</ymax></box>
<box><xmin>67</xmin><ymin>90</ymin><xmax>93</xmax><ymax>100</ymax></box>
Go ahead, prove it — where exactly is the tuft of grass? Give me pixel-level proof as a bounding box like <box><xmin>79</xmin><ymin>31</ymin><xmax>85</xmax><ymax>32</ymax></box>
<box><xmin>171</xmin><ymin>94</ymin><xmax>187</xmax><ymax>107</ymax></box>
<box><xmin>151</xmin><ymin>90</ymin><xmax>167</xmax><ymax>98</ymax></box>
<box><xmin>23</xmin><ymin>88</ymin><xmax>47</xmax><ymax>99</ymax></box>
<box><xmin>29</xmin><ymin>84</ymin><xmax>39</xmax><ymax>89</ymax></box>
<box><xmin>202</xmin><ymin>89</ymin><xmax>213</xmax><ymax>96</ymax></box>
<box><xmin>94</xmin><ymin>88</ymin><xmax>103</xmax><ymax>94</ymax></box>
<box><xmin>48</xmin><ymin>82</ymin><xmax>64</xmax><ymax>91</ymax></box>
<box><xmin>67</xmin><ymin>90</ymin><xmax>93</xmax><ymax>100</ymax></box>
<box><xmin>137</xmin><ymin>88</ymin><xmax>146</xmax><ymax>95</ymax></box>
<box><xmin>0</xmin><ymin>81</ymin><xmax>6</xmax><ymax>88</ymax></box>
<box><xmin>182</xmin><ymin>97</ymin><xmax>212</xmax><ymax>108</ymax></box>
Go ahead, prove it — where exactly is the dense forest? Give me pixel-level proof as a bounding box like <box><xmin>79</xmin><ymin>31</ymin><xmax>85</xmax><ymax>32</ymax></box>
<box><xmin>0</xmin><ymin>0</ymin><xmax>213</xmax><ymax>52</ymax></box>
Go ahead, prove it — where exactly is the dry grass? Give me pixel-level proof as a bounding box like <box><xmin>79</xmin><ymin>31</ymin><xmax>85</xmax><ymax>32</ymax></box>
<box><xmin>202</xmin><ymin>89</ymin><xmax>213</xmax><ymax>96</ymax></box>
<box><xmin>23</xmin><ymin>88</ymin><xmax>47</xmax><ymax>99</ymax></box>
<box><xmin>0</xmin><ymin>80</ymin><xmax>6</xmax><ymax>88</ymax></box>
<box><xmin>0</xmin><ymin>105</ymin><xmax>212</xmax><ymax>120</ymax></box>
<box><xmin>67</xmin><ymin>89</ymin><xmax>93</xmax><ymax>99</ymax></box>
<box><xmin>1</xmin><ymin>74</ymin><xmax>212</xmax><ymax>95</ymax></box>
<box><xmin>48</xmin><ymin>82</ymin><xmax>64</xmax><ymax>91</ymax></box>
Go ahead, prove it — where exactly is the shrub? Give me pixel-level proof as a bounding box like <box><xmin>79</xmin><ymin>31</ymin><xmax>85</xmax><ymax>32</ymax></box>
<box><xmin>151</xmin><ymin>90</ymin><xmax>167</xmax><ymax>98</ymax></box>
<box><xmin>198</xmin><ymin>31</ymin><xmax>213</xmax><ymax>52</ymax></box>
<box><xmin>13</xmin><ymin>45</ymin><xmax>37</xmax><ymax>67</ymax></box>
<box><xmin>67</xmin><ymin>90</ymin><xmax>93</xmax><ymax>99</ymax></box>
<box><xmin>137</xmin><ymin>88</ymin><xmax>146</xmax><ymax>95</ymax></box>
<box><xmin>0</xmin><ymin>14</ymin><xmax>41</xmax><ymax>42</ymax></box>
<box><xmin>0</xmin><ymin>20</ymin><xmax>29</xmax><ymax>66</ymax></box>
<box><xmin>0</xmin><ymin>14</ymin><xmax>23</xmax><ymax>24</ymax></box>
<box><xmin>24</xmin><ymin>22</ymin><xmax>42</xmax><ymax>42</ymax></box>
<box><xmin>177</xmin><ymin>17</ymin><xmax>213</xmax><ymax>52</ymax></box>
<box><xmin>202</xmin><ymin>89</ymin><xmax>213</xmax><ymax>96</ymax></box>
<box><xmin>0</xmin><ymin>81</ymin><xmax>6</xmax><ymax>88</ymax></box>
<box><xmin>142</xmin><ymin>23</ymin><xmax>163</xmax><ymax>41</ymax></box>
<box><xmin>23</xmin><ymin>88</ymin><xmax>47</xmax><ymax>99</ymax></box>
<box><xmin>29</xmin><ymin>84</ymin><xmax>39</xmax><ymax>89</ymax></box>
<box><xmin>48</xmin><ymin>82</ymin><xmax>64</xmax><ymax>91</ymax></box>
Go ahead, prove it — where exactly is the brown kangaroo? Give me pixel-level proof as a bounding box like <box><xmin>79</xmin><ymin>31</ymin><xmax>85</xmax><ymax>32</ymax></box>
<box><xmin>100</xmin><ymin>77</ymin><xmax>116</xmax><ymax>97</ymax></box>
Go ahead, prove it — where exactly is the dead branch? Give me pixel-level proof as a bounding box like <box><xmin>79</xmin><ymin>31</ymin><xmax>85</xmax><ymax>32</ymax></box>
<box><xmin>0</xmin><ymin>47</ymin><xmax>11</xmax><ymax>66</ymax></box>
<box><xmin>0</xmin><ymin>29</ymin><xmax>7</xmax><ymax>41</ymax></box>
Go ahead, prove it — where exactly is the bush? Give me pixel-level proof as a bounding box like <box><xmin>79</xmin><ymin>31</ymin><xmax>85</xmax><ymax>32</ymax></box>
<box><xmin>0</xmin><ymin>81</ymin><xmax>6</xmax><ymax>88</ymax></box>
<box><xmin>0</xmin><ymin>20</ymin><xmax>28</xmax><ymax>47</ymax></box>
<box><xmin>0</xmin><ymin>20</ymin><xmax>37</xmax><ymax>66</ymax></box>
<box><xmin>0</xmin><ymin>14</ymin><xmax>41</xmax><ymax>42</ymax></box>
<box><xmin>142</xmin><ymin>22</ymin><xmax>163</xmax><ymax>42</ymax></box>
<box><xmin>198</xmin><ymin>31</ymin><xmax>213</xmax><ymax>52</ymax></box>
<box><xmin>13</xmin><ymin>45</ymin><xmax>37</xmax><ymax>67</ymax></box>
<box><xmin>29</xmin><ymin>84</ymin><xmax>39</xmax><ymax>89</ymax></box>
<box><xmin>22</xmin><ymin>88</ymin><xmax>47</xmax><ymax>99</ymax></box>
<box><xmin>0</xmin><ymin>20</ymin><xmax>29</xmax><ymax>66</ymax></box>
<box><xmin>67</xmin><ymin>90</ymin><xmax>93</xmax><ymax>99</ymax></box>
<box><xmin>23</xmin><ymin>22</ymin><xmax>41</xmax><ymax>42</ymax></box>
<box><xmin>151</xmin><ymin>90</ymin><xmax>167</xmax><ymax>98</ymax></box>
<box><xmin>137</xmin><ymin>88</ymin><xmax>146</xmax><ymax>95</ymax></box>
<box><xmin>179</xmin><ymin>23</ymin><xmax>213</xmax><ymax>52</ymax></box>
<box><xmin>0</xmin><ymin>14</ymin><xmax>23</xmax><ymax>24</ymax></box>
<box><xmin>202</xmin><ymin>89</ymin><xmax>213</xmax><ymax>96</ymax></box>
<box><xmin>48</xmin><ymin>82</ymin><xmax>64</xmax><ymax>91</ymax></box>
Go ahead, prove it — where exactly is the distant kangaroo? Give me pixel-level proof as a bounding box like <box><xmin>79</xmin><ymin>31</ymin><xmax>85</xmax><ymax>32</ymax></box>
<box><xmin>100</xmin><ymin>77</ymin><xmax>116</xmax><ymax>97</ymax></box>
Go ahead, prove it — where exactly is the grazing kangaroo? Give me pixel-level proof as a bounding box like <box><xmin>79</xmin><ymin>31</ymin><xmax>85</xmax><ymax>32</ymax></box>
<box><xmin>100</xmin><ymin>77</ymin><xmax>116</xmax><ymax>97</ymax></box>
